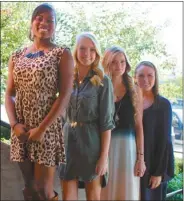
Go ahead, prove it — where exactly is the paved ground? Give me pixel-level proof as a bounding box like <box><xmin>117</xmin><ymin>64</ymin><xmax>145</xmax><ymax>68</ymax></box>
<box><xmin>1</xmin><ymin>140</ymin><xmax>183</xmax><ymax>200</ymax></box>
<box><xmin>1</xmin><ymin>142</ymin><xmax>86</xmax><ymax>200</ymax></box>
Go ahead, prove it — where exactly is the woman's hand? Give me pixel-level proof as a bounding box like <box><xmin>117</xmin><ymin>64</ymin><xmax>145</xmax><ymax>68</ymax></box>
<box><xmin>13</xmin><ymin>123</ymin><xmax>29</xmax><ymax>142</ymax></box>
<box><xmin>27</xmin><ymin>127</ymin><xmax>45</xmax><ymax>142</ymax></box>
<box><xmin>134</xmin><ymin>160</ymin><xmax>146</xmax><ymax>177</ymax></box>
<box><xmin>149</xmin><ymin>176</ymin><xmax>162</xmax><ymax>189</ymax></box>
<box><xmin>95</xmin><ymin>156</ymin><xmax>108</xmax><ymax>176</ymax></box>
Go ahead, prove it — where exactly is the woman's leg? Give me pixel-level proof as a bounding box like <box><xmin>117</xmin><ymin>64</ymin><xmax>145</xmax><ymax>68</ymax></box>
<box><xmin>18</xmin><ymin>160</ymin><xmax>34</xmax><ymax>188</ymax></box>
<box><xmin>43</xmin><ymin>165</ymin><xmax>56</xmax><ymax>199</ymax></box>
<box><xmin>18</xmin><ymin>160</ymin><xmax>34</xmax><ymax>200</ymax></box>
<box><xmin>85</xmin><ymin>176</ymin><xmax>102</xmax><ymax>201</ymax></box>
<box><xmin>61</xmin><ymin>179</ymin><xmax>78</xmax><ymax>200</ymax></box>
<box><xmin>34</xmin><ymin>163</ymin><xmax>56</xmax><ymax>200</ymax></box>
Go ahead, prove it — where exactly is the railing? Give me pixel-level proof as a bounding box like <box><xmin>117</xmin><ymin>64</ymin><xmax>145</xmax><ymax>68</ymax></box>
<box><xmin>166</xmin><ymin>151</ymin><xmax>183</xmax><ymax>199</ymax></box>
<box><xmin>174</xmin><ymin>150</ymin><xmax>183</xmax><ymax>154</ymax></box>
<box><xmin>166</xmin><ymin>189</ymin><xmax>183</xmax><ymax>198</ymax></box>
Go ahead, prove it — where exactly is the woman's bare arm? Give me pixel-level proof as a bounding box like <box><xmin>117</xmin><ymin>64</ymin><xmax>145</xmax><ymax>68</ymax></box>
<box><xmin>135</xmin><ymin>86</ymin><xmax>144</xmax><ymax>159</ymax></box>
<box><xmin>5</xmin><ymin>55</ymin><xmax>17</xmax><ymax>127</ymax></box>
<box><xmin>96</xmin><ymin>130</ymin><xmax>111</xmax><ymax>176</ymax></box>
<box><xmin>134</xmin><ymin>85</ymin><xmax>146</xmax><ymax>177</ymax></box>
<box><xmin>5</xmin><ymin>55</ymin><xmax>28</xmax><ymax>139</ymax></box>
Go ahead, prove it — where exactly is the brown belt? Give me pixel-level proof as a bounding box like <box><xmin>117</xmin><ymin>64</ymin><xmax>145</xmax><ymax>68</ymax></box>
<box><xmin>70</xmin><ymin>122</ymin><xmax>83</xmax><ymax>128</ymax></box>
<box><xmin>68</xmin><ymin>120</ymin><xmax>97</xmax><ymax>128</ymax></box>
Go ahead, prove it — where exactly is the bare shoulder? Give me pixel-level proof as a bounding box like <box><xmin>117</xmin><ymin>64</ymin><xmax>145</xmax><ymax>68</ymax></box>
<box><xmin>8</xmin><ymin>54</ymin><xmax>14</xmax><ymax>70</ymax></box>
<box><xmin>58</xmin><ymin>47</ymin><xmax>74</xmax><ymax>73</ymax></box>
<box><xmin>62</xmin><ymin>48</ymin><xmax>72</xmax><ymax>59</ymax></box>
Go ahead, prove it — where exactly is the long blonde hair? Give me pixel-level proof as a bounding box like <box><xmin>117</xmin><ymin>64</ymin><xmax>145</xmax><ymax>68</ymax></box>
<box><xmin>102</xmin><ymin>46</ymin><xmax>138</xmax><ymax>123</ymax></box>
<box><xmin>73</xmin><ymin>32</ymin><xmax>104</xmax><ymax>86</ymax></box>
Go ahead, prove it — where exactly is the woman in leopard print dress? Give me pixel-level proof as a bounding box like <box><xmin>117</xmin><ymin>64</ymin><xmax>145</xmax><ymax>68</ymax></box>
<box><xmin>5</xmin><ymin>3</ymin><xmax>73</xmax><ymax>200</ymax></box>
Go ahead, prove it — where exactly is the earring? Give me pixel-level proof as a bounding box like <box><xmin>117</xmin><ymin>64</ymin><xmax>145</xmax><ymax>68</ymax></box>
<box><xmin>51</xmin><ymin>34</ymin><xmax>55</xmax><ymax>42</ymax></box>
<box><xmin>31</xmin><ymin>30</ymin><xmax>34</xmax><ymax>40</ymax></box>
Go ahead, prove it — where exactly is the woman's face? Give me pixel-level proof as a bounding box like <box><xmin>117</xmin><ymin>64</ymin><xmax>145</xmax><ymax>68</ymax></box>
<box><xmin>135</xmin><ymin>65</ymin><xmax>156</xmax><ymax>92</ymax></box>
<box><xmin>110</xmin><ymin>52</ymin><xmax>126</xmax><ymax>76</ymax></box>
<box><xmin>31</xmin><ymin>10</ymin><xmax>55</xmax><ymax>40</ymax></box>
<box><xmin>77</xmin><ymin>37</ymin><xmax>97</xmax><ymax>67</ymax></box>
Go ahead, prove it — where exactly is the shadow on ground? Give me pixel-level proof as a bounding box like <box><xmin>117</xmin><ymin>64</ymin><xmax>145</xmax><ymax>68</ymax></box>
<box><xmin>1</xmin><ymin>141</ymin><xmax>85</xmax><ymax>200</ymax></box>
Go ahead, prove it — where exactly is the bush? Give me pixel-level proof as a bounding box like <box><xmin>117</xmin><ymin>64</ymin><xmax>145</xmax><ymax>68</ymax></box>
<box><xmin>1</xmin><ymin>125</ymin><xmax>11</xmax><ymax>140</ymax></box>
<box><xmin>174</xmin><ymin>158</ymin><xmax>183</xmax><ymax>176</ymax></box>
<box><xmin>167</xmin><ymin>158</ymin><xmax>183</xmax><ymax>201</ymax></box>
<box><xmin>1</xmin><ymin>125</ymin><xmax>11</xmax><ymax>145</ymax></box>
<box><xmin>167</xmin><ymin>173</ymin><xmax>183</xmax><ymax>200</ymax></box>
<box><xmin>1</xmin><ymin>138</ymin><xmax>10</xmax><ymax>145</ymax></box>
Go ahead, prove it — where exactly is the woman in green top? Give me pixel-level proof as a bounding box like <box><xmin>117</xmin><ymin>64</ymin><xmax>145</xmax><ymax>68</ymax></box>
<box><xmin>59</xmin><ymin>32</ymin><xmax>114</xmax><ymax>200</ymax></box>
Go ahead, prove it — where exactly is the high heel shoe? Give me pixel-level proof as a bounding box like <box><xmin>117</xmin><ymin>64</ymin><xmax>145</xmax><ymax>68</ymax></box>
<box><xmin>49</xmin><ymin>191</ymin><xmax>58</xmax><ymax>201</ymax></box>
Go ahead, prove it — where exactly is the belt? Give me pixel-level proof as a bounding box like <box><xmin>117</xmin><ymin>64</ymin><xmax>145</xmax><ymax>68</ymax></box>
<box><xmin>69</xmin><ymin>122</ymin><xmax>83</xmax><ymax>128</ymax></box>
<box><xmin>68</xmin><ymin>120</ymin><xmax>97</xmax><ymax>128</ymax></box>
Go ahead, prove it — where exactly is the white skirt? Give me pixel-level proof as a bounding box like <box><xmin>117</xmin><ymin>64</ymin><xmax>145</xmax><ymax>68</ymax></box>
<box><xmin>101</xmin><ymin>129</ymin><xmax>140</xmax><ymax>200</ymax></box>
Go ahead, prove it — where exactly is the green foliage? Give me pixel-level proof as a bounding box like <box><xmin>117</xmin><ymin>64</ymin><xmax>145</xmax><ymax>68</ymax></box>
<box><xmin>160</xmin><ymin>77</ymin><xmax>182</xmax><ymax>100</ymax></box>
<box><xmin>1</xmin><ymin>125</ymin><xmax>11</xmax><ymax>141</ymax></box>
<box><xmin>167</xmin><ymin>158</ymin><xmax>183</xmax><ymax>201</ymax></box>
<box><xmin>174</xmin><ymin>158</ymin><xmax>183</xmax><ymax>176</ymax></box>
<box><xmin>55</xmin><ymin>2</ymin><xmax>169</xmax><ymax>74</ymax></box>
<box><xmin>1</xmin><ymin>2</ymin><xmax>181</xmax><ymax>104</ymax></box>
<box><xmin>1</xmin><ymin>125</ymin><xmax>11</xmax><ymax>145</ymax></box>
<box><xmin>1</xmin><ymin>2</ymin><xmax>38</xmax><ymax>104</ymax></box>
<box><xmin>55</xmin><ymin>3</ymin><xmax>90</xmax><ymax>48</ymax></box>
<box><xmin>167</xmin><ymin>173</ymin><xmax>183</xmax><ymax>201</ymax></box>
<box><xmin>1</xmin><ymin>138</ymin><xmax>10</xmax><ymax>145</ymax></box>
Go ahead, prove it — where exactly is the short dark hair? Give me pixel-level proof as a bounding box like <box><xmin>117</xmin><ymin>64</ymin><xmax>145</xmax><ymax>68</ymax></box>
<box><xmin>29</xmin><ymin>3</ymin><xmax>56</xmax><ymax>41</ymax></box>
<box><xmin>31</xmin><ymin>3</ymin><xmax>56</xmax><ymax>23</ymax></box>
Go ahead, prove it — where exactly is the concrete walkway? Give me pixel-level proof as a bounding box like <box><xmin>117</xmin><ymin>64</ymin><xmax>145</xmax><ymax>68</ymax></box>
<box><xmin>1</xmin><ymin>142</ymin><xmax>86</xmax><ymax>200</ymax></box>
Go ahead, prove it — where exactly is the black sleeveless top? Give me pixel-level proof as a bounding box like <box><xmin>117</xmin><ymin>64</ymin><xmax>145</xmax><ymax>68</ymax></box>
<box><xmin>114</xmin><ymin>92</ymin><xmax>135</xmax><ymax>130</ymax></box>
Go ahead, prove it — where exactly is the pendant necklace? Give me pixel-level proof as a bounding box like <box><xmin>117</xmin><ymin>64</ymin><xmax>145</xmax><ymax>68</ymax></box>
<box><xmin>25</xmin><ymin>50</ymin><xmax>44</xmax><ymax>59</ymax></box>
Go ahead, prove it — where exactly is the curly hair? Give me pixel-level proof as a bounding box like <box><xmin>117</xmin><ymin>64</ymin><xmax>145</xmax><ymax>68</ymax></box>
<box><xmin>102</xmin><ymin>46</ymin><xmax>139</xmax><ymax>123</ymax></box>
<box><xmin>73</xmin><ymin>32</ymin><xmax>104</xmax><ymax>87</ymax></box>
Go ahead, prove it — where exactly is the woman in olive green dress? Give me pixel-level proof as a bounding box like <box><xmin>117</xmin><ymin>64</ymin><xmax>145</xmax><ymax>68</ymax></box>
<box><xmin>59</xmin><ymin>32</ymin><xmax>114</xmax><ymax>200</ymax></box>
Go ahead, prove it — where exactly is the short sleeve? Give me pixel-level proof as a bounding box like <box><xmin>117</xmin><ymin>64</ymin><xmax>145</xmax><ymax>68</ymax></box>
<box><xmin>99</xmin><ymin>75</ymin><xmax>115</xmax><ymax>132</ymax></box>
<box><xmin>11</xmin><ymin>49</ymin><xmax>23</xmax><ymax>64</ymax></box>
<box><xmin>56</xmin><ymin>46</ymin><xmax>71</xmax><ymax>64</ymax></box>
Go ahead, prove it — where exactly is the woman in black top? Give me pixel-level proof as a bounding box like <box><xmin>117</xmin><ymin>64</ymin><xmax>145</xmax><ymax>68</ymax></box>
<box><xmin>101</xmin><ymin>47</ymin><xmax>146</xmax><ymax>200</ymax></box>
<box><xmin>134</xmin><ymin>61</ymin><xmax>174</xmax><ymax>200</ymax></box>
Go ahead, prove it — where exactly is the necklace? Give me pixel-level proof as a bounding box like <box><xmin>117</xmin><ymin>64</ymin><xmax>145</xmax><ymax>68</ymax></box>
<box><xmin>114</xmin><ymin>99</ymin><xmax>122</xmax><ymax>127</ymax></box>
<box><xmin>78</xmin><ymin>73</ymin><xmax>86</xmax><ymax>85</ymax></box>
<box><xmin>115</xmin><ymin>95</ymin><xmax>123</xmax><ymax>102</ymax></box>
<box><xmin>25</xmin><ymin>50</ymin><xmax>44</xmax><ymax>59</ymax></box>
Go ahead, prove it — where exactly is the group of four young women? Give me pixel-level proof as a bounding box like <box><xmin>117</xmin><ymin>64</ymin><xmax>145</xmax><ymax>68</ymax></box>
<box><xmin>5</xmin><ymin>3</ymin><xmax>174</xmax><ymax>201</ymax></box>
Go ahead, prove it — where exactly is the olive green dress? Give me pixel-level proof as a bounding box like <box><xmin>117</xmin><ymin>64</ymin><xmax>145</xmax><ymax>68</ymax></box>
<box><xmin>59</xmin><ymin>70</ymin><xmax>114</xmax><ymax>187</ymax></box>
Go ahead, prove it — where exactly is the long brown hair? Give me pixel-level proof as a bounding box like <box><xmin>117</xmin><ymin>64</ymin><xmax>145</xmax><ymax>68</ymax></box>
<box><xmin>135</xmin><ymin>61</ymin><xmax>159</xmax><ymax>97</ymax></box>
<box><xmin>102</xmin><ymin>46</ymin><xmax>138</xmax><ymax>122</ymax></box>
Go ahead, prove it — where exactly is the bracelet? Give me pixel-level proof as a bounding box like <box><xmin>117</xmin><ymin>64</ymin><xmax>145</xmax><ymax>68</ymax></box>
<box><xmin>136</xmin><ymin>160</ymin><xmax>145</xmax><ymax>163</ymax></box>
<box><xmin>12</xmin><ymin>122</ymin><xmax>19</xmax><ymax>130</ymax></box>
<box><xmin>137</xmin><ymin>152</ymin><xmax>144</xmax><ymax>155</ymax></box>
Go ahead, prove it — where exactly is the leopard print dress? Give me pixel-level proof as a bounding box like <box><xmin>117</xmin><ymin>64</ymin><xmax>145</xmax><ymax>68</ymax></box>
<box><xmin>10</xmin><ymin>47</ymin><xmax>66</xmax><ymax>167</ymax></box>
